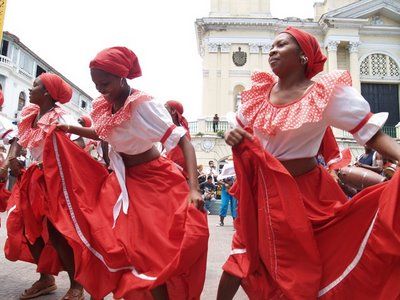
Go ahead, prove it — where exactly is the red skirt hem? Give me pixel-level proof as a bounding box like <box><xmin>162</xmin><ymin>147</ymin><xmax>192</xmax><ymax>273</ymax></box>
<box><xmin>224</xmin><ymin>139</ymin><xmax>400</xmax><ymax>299</ymax></box>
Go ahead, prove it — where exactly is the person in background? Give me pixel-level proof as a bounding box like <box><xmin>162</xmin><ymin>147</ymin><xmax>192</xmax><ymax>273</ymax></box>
<box><xmin>200</xmin><ymin>175</ymin><xmax>216</xmax><ymax>215</ymax></box>
<box><xmin>213</xmin><ymin>113</ymin><xmax>219</xmax><ymax>132</ymax></box>
<box><xmin>205</xmin><ymin>160</ymin><xmax>219</xmax><ymax>183</ymax></box>
<box><xmin>217</xmin><ymin>177</ymin><xmax>237</xmax><ymax>226</ymax></box>
<box><xmin>355</xmin><ymin>145</ymin><xmax>383</xmax><ymax>173</ymax></box>
<box><xmin>197</xmin><ymin>164</ymin><xmax>207</xmax><ymax>185</ymax></box>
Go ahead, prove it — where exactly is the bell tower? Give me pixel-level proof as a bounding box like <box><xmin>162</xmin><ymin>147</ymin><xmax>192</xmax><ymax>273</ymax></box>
<box><xmin>210</xmin><ymin>0</ymin><xmax>271</xmax><ymax>17</ymax></box>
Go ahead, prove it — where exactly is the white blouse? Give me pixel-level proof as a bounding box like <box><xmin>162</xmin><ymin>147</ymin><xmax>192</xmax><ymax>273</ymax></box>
<box><xmin>106</xmin><ymin>100</ymin><xmax>186</xmax><ymax>155</ymax></box>
<box><xmin>237</xmin><ymin>85</ymin><xmax>387</xmax><ymax>161</ymax></box>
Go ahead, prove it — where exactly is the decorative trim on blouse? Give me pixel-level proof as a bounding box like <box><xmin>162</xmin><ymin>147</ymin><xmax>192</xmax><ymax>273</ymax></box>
<box><xmin>349</xmin><ymin>112</ymin><xmax>373</xmax><ymax>134</ymax></box>
<box><xmin>240</xmin><ymin>70</ymin><xmax>352</xmax><ymax>136</ymax></box>
<box><xmin>91</xmin><ymin>90</ymin><xmax>153</xmax><ymax>140</ymax></box>
<box><xmin>160</xmin><ymin>124</ymin><xmax>177</xmax><ymax>145</ymax></box>
<box><xmin>18</xmin><ymin>104</ymin><xmax>66</xmax><ymax>149</ymax></box>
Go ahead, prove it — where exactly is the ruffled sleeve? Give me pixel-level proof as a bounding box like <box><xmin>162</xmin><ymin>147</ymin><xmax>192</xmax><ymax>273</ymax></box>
<box><xmin>238</xmin><ymin>72</ymin><xmax>276</xmax><ymax>128</ymax></box>
<box><xmin>325</xmin><ymin>85</ymin><xmax>388</xmax><ymax>145</ymax></box>
<box><xmin>135</xmin><ymin>100</ymin><xmax>186</xmax><ymax>152</ymax></box>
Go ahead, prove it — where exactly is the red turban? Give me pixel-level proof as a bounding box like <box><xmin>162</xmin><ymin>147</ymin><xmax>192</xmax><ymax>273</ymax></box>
<box><xmin>283</xmin><ymin>27</ymin><xmax>327</xmax><ymax>79</ymax></box>
<box><xmin>0</xmin><ymin>90</ymin><xmax>4</xmax><ymax>106</ymax></box>
<box><xmin>89</xmin><ymin>47</ymin><xmax>142</xmax><ymax>79</ymax></box>
<box><xmin>79</xmin><ymin>115</ymin><xmax>92</xmax><ymax>127</ymax></box>
<box><xmin>39</xmin><ymin>73</ymin><xmax>72</xmax><ymax>104</ymax></box>
<box><xmin>166</xmin><ymin>100</ymin><xmax>189</xmax><ymax>133</ymax></box>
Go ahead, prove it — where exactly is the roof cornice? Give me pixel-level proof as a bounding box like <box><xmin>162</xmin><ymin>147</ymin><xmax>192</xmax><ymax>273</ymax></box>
<box><xmin>3</xmin><ymin>31</ymin><xmax>93</xmax><ymax>100</ymax></box>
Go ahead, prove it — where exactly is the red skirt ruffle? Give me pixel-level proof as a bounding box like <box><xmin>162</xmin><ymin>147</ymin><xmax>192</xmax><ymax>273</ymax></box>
<box><xmin>42</xmin><ymin>130</ymin><xmax>209</xmax><ymax>299</ymax></box>
<box><xmin>223</xmin><ymin>139</ymin><xmax>400</xmax><ymax>299</ymax></box>
<box><xmin>0</xmin><ymin>182</ymin><xmax>11</xmax><ymax>227</ymax></box>
<box><xmin>0</xmin><ymin>182</ymin><xmax>10</xmax><ymax>212</ymax></box>
<box><xmin>4</xmin><ymin>166</ymin><xmax>61</xmax><ymax>275</ymax></box>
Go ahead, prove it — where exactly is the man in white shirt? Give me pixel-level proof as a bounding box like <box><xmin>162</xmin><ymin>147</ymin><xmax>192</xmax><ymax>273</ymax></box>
<box><xmin>204</xmin><ymin>160</ymin><xmax>219</xmax><ymax>183</ymax></box>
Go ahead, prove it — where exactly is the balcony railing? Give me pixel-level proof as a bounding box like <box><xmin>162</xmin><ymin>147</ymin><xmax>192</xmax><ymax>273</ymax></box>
<box><xmin>0</xmin><ymin>55</ymin><xmax>12</xmax><ymax>68</ymax></box>
<box><xmin>188</xmin><ymin>119</ymin><xmax>231</xmax><ymax>136</ymax></box>
<box><xmin>205</xmin><ymin>121</ymin><xmax>229</xmax><ymax>132</ymax></box>
<box><xmin>189</xmin><ymin>121</ymin><xmax>198</xmax><ymax>134</ymax></box>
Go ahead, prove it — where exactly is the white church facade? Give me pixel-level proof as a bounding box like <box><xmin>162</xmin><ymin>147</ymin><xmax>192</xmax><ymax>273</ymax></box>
<box><xmin>192</xmin><ymin>0</ymin><xmax>400</xmax><ymax>167</ymax></box>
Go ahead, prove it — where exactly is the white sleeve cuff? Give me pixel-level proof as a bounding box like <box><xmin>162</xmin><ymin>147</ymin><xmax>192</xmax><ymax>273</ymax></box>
<box><xmin>353</xmin><ymin>112</ymin><xmax>388</xmax><ymax>145</ymax></box>
<box><xmin>164</xmin><ymin>126</ymin><xmax>186</xmax><ymax>153</ymax></box>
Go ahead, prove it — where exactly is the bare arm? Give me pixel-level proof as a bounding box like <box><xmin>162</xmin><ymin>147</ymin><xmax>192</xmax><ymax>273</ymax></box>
<box><xmin>366</xmin><ymin>130</ymin><xmax>400</xmax><ymax>164</ymax></box>
<box><xmin>73</xmin><ymin>137</ymin><xmax>86</xmax><ymax>149</ymax></box>
<box><xmin>6</xmin><ymin>138</ymin><xmax>23</xmax><ymax>176</ymax></box>
<box><xmin>178</xmin><ymin>136</ymin><xmax>204</xmax><ymax>210</ymax></box>
<box><xmin>58</xmin><ymin>124</ymin><xmax>100</xmax><ymax>140</ymax></box>
<box><xmin>355</xmin><ymin>163</ymin><xmax>383</xmax><ymax>173</ymax></box>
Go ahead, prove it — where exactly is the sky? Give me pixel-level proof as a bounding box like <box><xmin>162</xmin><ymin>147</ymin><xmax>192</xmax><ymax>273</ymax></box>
<box><xmin>3</xmin><ymin>0</ymin><xmax>315</xmax><ymax>120</ymax></box>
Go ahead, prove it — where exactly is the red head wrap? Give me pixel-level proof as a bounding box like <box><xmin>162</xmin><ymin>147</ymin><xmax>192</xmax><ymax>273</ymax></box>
<box><xmin>283</xmin><ymin>26</ymin><xmax>327</xmax><ymax>79</ymax></box>
<box><xmin>79</xmin><ymin>115</ymin><xmax>92</xmax><ymax>127</ymax></box>
<box><xmin>39</xmin><ymin>73</ymin><xmax>72</xmax><ymax>104</ymax></box>
<box><xmin>166</xmin><ymin>100</ymin><xmax>189</xmax><ymax>133</ymax></box>
<box><xmin>0</xmin><ymin>90</ymin><xmax>4</xmax><ymax>106</ymax></box>
<box><xmin>89</xmin><ymin>47</ymin><xmax>142</xmax><ymax>79</ymax></box>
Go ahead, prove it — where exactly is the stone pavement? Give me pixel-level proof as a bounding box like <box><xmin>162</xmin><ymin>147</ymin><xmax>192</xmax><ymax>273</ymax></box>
<box><xmin>0</xmin><ymin>213</ymin><xmax>247</xmax><ymax>299</ymax></box>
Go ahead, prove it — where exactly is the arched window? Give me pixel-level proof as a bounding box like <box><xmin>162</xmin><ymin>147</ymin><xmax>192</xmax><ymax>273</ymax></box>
<box><xmin>360</xmin><ymin>53</ymin><xmax>399</xmax><ymax>81</ymax></box>
<box><xmin>18</xmin><ymin>91</ymin><xmax>26</xmax><ymax>111</ymax></box>
<box><xmin>233</xmin><ymin>84</ymin><xmax>245</xmax><ymax>111</ymax></box>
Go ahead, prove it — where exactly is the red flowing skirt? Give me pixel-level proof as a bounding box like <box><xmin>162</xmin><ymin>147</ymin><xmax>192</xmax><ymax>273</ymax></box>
<box><xmin>0</xmin><ymin>182</ymin><xmax>11</xmax><ymax>226</ymax></box>
<box><xmin>0</xmin><ymin>182</ymin><xmax>10</xmax><ymax>212</ymax></box>
<box><xmin>4</xmin><ymin>166</ymin><xmax>61</xmax><ymax>275</ymax></box>
<box><xmin>42</xmin><ymin>130</ymin><xmax>209</xmax><ymax>299</ymax></box>
<box><xmin>223</xmin><ymin>139</ymin><xmax>400</xmax><ymax>299</ymax></box>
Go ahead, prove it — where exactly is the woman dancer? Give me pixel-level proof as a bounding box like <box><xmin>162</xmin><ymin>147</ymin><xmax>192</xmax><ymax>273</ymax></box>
<box><xmin>4</xmin><ymin>73</ymin><xmax>85</xmax><ymax>300</ymax></box>
<box><xmin>217</xmin><ymin>27</ymin><xmax>400</xmax><ymax>299</ymax></box>
<box><xmin>50</xmin><ymin>46</ymin><xmax>208</xmax><ymax>299</ymax></box>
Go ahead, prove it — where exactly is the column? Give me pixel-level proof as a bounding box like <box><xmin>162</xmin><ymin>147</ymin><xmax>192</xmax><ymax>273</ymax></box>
<box><xmin>220</xmin><ymin>43</ymin><xmax>231</xmax><ymax>114</ymax></box>
<box><xmin>349</xmin><ymin>41</ymin><xmax>361</xmax><ymax>91</ymax></box>
<box><xmin>326</xmin><ymin>40</ymin><xmax>340</xmax><ymax>72</ymax></box>
<box><xmin>203</xmin><ymin>42</ymin><xmax>219</xmax><ymax>117</ymax></box>
<box><xmin>249</xmin><ymin>43</ymin><xmax>260</xmax><ymax>70</ymax></box>
<box><xmin>261</xmin><ymin>43</ymin><xmax>271</xmax><ymax>72</ymax></box>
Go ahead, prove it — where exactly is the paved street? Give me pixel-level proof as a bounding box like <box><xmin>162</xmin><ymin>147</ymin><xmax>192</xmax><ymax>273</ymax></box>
<box><xmin>0</xmin><ymin>213</ymin><xmax>247</xmax><ymax>299</ymax></box>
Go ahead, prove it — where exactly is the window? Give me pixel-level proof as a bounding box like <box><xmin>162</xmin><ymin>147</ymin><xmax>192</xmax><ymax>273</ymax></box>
<box><xmin>360</xmin><ymin>53</ymin><xmax>399</xmax><ymax>80</ymax></box>
<box><xmin>233</xmin><ymin>84</ymin><xmax>245</xmax><ymax>112</ymax></box>
<box><xmin>19</xmin><ymin>52</ymin><xmax>34</xmax><ymax>74</ymax></box>
<box><xmin>71</xmin><ymin>91</ymin><xmax>79</xmax><ymax>105</ymax></box>
<box><xmin>18</xmin><ymin>91</ymin><xmax>26</xmax><ymax>111</ymax></box>
<box><xmin>1</xmin><ymin>40</ymin><xmax>9</xmax><ymax>56</ymax></box>
<box><xmin>36</xmin><ymin>65</ymin><xmax>46</xmax><ymax>77</ymax></box>
<box><xmin>80</xmin><ymin>99</ymin><xmax>87</xmax><ymax>110</ymax></box>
